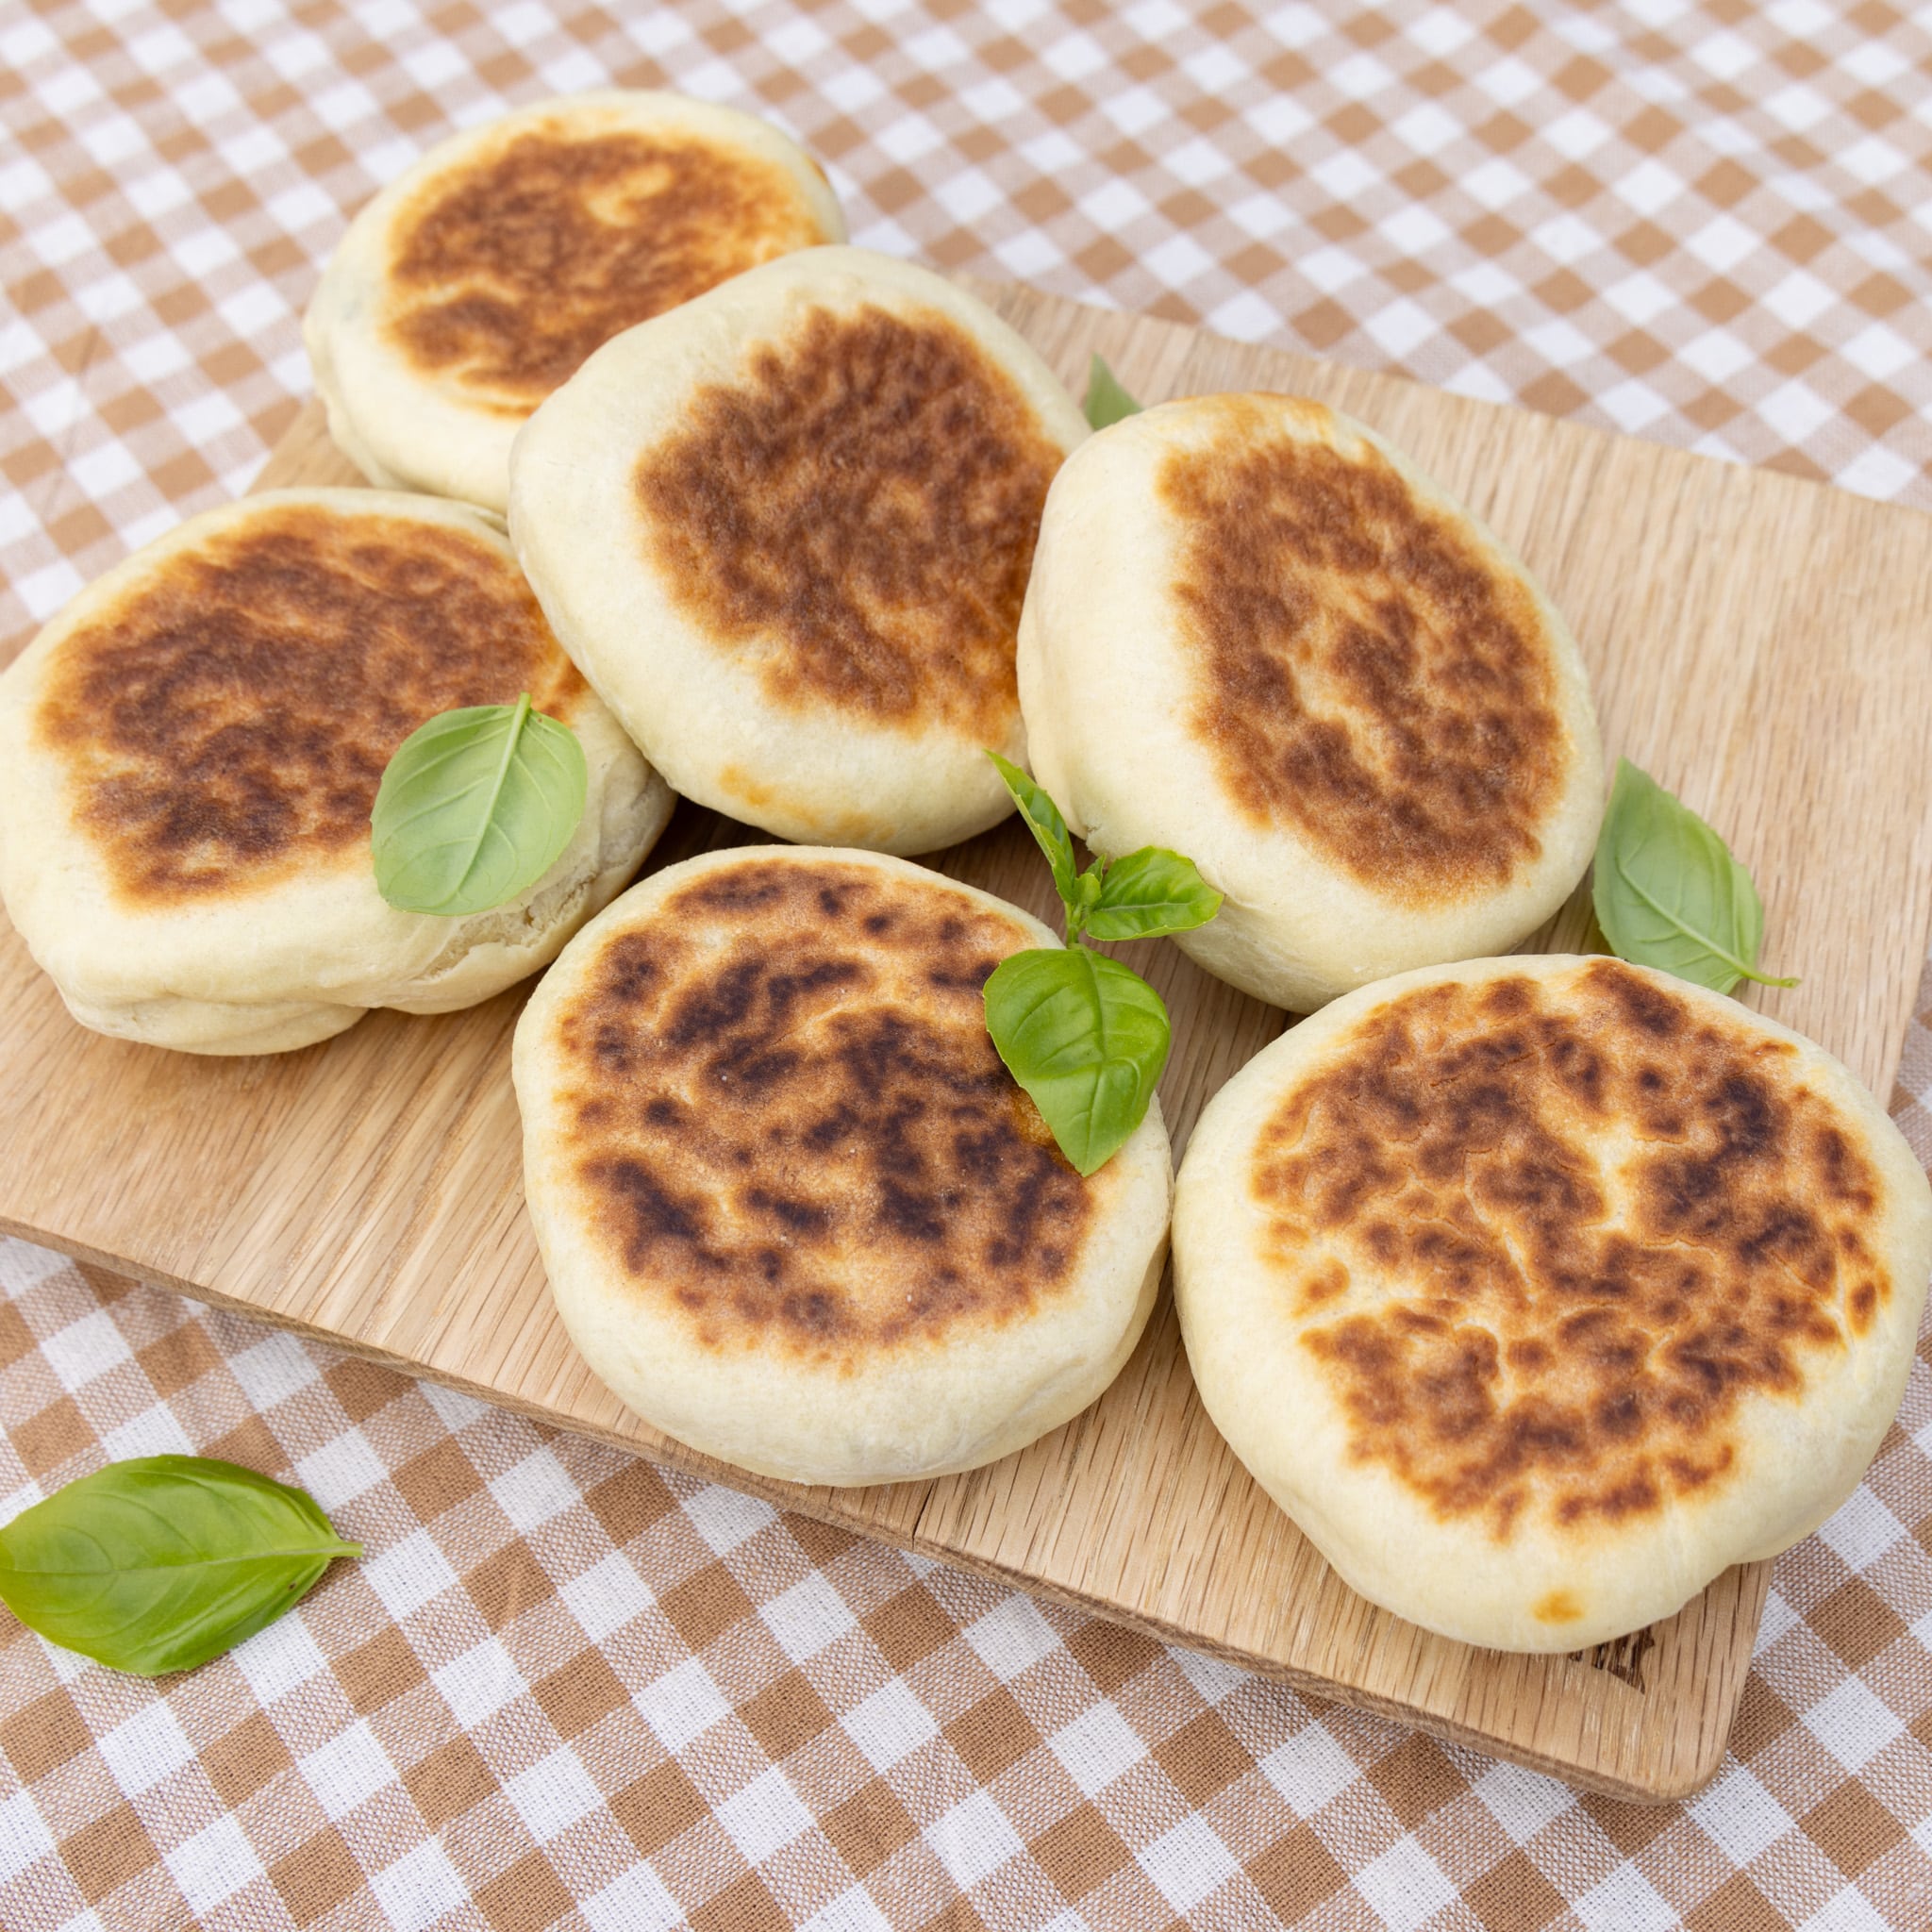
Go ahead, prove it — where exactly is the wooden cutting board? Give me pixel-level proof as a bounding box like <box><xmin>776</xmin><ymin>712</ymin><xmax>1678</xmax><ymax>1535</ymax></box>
<box><xmin>5</xmin><ymin>280</ymin><xmax>1931</xmax><ymax>1802</ymax></box>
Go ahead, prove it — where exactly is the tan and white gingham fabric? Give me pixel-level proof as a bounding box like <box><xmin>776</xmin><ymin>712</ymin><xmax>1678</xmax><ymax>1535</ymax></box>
<box><xmin>3</xmin><ymin>2</ymin><xmax>1931</xmax><ymax>1925</ymax></box>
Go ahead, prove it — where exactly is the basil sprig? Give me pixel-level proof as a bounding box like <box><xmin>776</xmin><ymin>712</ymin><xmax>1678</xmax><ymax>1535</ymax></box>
<box><xmin>1593</xmin><ymin>758</ymin><xmax>1797</xmax><ymax>996</ymax></box>
<box><xmin>372</xmin><ymin>693</ymin><xmax>587</xmax><ymax>915</ymax></box>
<box><xmin>1082</xmin><ymin>353</ymin><xmax>1142</xmax><ymax>430</ymax></box>
<box><xmin>984</xmin><ymin>755</ymin><xmax>1220</xmax><ymax>1175</ymax></box>
<box><xmin>0</xmin><ymin>1457</ymin><xmax>360</xmax><ymax>1676</ymax></box>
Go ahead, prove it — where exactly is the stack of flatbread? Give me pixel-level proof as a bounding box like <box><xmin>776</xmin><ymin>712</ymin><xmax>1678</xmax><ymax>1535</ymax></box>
<box><xmin>7</xmin><ymin>90</ymin><xmax>1925</xmax><ymax>1632</ymax></box>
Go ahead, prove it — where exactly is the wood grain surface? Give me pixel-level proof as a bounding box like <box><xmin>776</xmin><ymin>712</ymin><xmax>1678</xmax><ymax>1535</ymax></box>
<box><xmin>5</xmin><ymin>281</ymin><xmax>1931</xmax><ymax>1800</ymax></box>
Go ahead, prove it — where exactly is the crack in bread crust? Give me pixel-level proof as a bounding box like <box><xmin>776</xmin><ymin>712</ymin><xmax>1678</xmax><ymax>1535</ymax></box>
<box><xmin>632</xmin><ymin>304</ymin><xmax>1061</xmax><ymax>737</ymax></box>
<box><xmin>385</xmin><ymin>126</ymin><xmax>826</xmax><ymax>409</ymax></box>
<box><xmin>35</xmin><ymin>505</ymin><xmax>582</xmax><ymax>905</ymax></box>
<box><xmin>1251</xmin><ymin>960</ymin><xmax>1889</xmax><ymax>1540</ymax></box>
<box><xmin>1161</xmin><ymin>398</ymin><xmax>1570</xmax><ymax>904</ymax></box>
<box><xmin>552</xmin><ymin>859</ymin><xmax>1094</xmax><ymax>1360</ymax></box>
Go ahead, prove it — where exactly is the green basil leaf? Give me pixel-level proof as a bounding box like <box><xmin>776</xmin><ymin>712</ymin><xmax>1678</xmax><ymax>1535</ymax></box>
<box><xmin>1084</xmin><ymin>845</ymin><xmax>1224</xmax><ymax>941</ymax></box>
<box><xmin>1068</xmin><ymin>864</ymin><xmax>1105</xmax><ymax>937</ymax></box>
<box><xmin>1592</xmin><ymin>758</ymin><xmax>1798</xmax><ymax>995</ymax></box>
<box><xmin>988</xmin><ymin>751</ymin><xmax>1078</xmax><ymax>913</ymax></box>
<box><xmin>0</xmin><ymin>1457</ymin><xmax>361</xmax><ymax>1676</ymax></box>
<box><xmin>984</xmin><ymin>946</ymin><xmax>1170</xmax><ymax>1175</ymax></box>
<box><xmin>1083</xmin><ymin>353</ymin><xmax>1142</xmax><ymax>430</ymax></box>
<box><xmin>372</xmin><ymin>692</ymin><xmax>588</xmax><ymax>915</ymax></box>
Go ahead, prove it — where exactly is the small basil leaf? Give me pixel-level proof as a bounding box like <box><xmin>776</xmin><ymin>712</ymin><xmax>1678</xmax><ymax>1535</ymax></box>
<box><xmin>1084</xmin><ymin>845</ymin><xmax>1224</xmax><ymax>941</ymax></box>
<box><xmin>1083</xmin><ymin>353</ymin><xmax>1142</xmax><ymax>431</ymax></box>
<box><xmin>1068</xmin><ymin>864</ymin><xmax>1105</xmax><ymax>939</ymax></box>
<box><xmin>984</xmin><ymin>946</ymin><xmax>1170</xmax><ymax>1176</ymax></box>
<box><xmin>372</xmin><ymin>692</ymin><xmax>588</xmax><ymax>916</ymax></box>
<box><xmin>988</xmin><ymin>751</ymin><xmax>1078</xmax><ymax>913</ymax></box>
<box><xmin>0</xmin><ymin>1456</ymin><xmax>361</xmax><ymax>1677</ymax></box>
<box><xmin>1592</xmin><ymin>758</ymin><xmax>1798</xmax><ymax>995</ymax></box>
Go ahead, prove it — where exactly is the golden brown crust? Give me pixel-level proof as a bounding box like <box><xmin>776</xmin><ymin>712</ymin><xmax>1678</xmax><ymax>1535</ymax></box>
<box><xmin>1160</xmin><ymin>397</ymin><xmax>1569</xmax><ymax>902</ymax></box>
<box><xmin>34</xmin><ymin>505</ymin><xmax>582</xmax><ymax>904</ymax></box>
<box><xmin>1251</xmin><ymin>959</ymin><xmax>1890</xmax><ymax>1541</ymax></box>
<box><xmin>632</xmin><ymin>304</ymin><xmax>1062</xmax><ymax>738</ymax></box>
<box><xmin>384</xmin><ymin>126</ymin><xmax>827</xmax><ymax>409</ymax></box>
<box><xmin>549</xmin><ymin>859</ymin><xmax>1093</xmax><ymax>1361</ymax></box>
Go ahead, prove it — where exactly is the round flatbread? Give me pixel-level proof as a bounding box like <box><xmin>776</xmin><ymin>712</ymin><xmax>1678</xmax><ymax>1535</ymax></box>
<box><xmin>508</xmin><ymin>245</ymin><xmax>1089</xmax><ymax>855</ymax></box>
<box><xmin>513</xmin><ymin>846</ymin><xmax>1172</xmax><ymax>1486</ymax></box>
<box><xmin>0</xmin><ymin>489</ymin><xmax>672</xmax><ymax>1054</ymax></box>
<box><xmin>305</xmin><ymin>91</ymin><xmax>845</xmax><ymax>511</ymax></box>
<box><xmin>1020</xmin><ymin>392</ymin><xmax>1605</xmax><ymax>1011</ymax></box>
<box><xmin>1173</xmin><ymin>954</ymin><xmax>1932</xmax><ymax>1652</ymax></box>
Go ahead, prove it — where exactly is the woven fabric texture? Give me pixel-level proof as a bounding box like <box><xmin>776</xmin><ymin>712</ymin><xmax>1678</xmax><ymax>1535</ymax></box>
<box><xmin>3</xmin><ymin>2</ymin><xmax>1931</xmax><ymax>1927</ymax></box>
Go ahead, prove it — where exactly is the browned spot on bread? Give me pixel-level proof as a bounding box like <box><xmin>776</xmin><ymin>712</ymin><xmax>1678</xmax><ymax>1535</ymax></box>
<box><xmin>35</xmin><ymin>505</ymin><xmax>582</xmax><ymax>903</ymax></box>
<box><xmin>1253</xmin><ymin>960</ymin><xmax>1888</xmax><ymax>1540</ymax></box>
<box><xmin>1298</xmin><ymin>1257</ymin><xmax>1349</xmax><ymax>1313</ymax></box>
<box><xmin>1533</xmin><ymin>1591</ymin><xmax>1583</xmax><ymax>1624</ymax></box>
<box><xmin>552</xmin><ymin>859</ymin><xmax>1093</xmax><ymax>1361</ymax></box>
<box><xmin>633</xmin><ymin>304</ymin><xmax>1062</xmax><ymax>737</ymax></box>
<box><xmin>385</xmin><ymin>125</ymin><xmax>826</xmax><ymax>409</ymax></box>
<box><xmin>1160</xmin><ymin>397</ymin><xmax>1570</xmax><ymax>903</ymax></box>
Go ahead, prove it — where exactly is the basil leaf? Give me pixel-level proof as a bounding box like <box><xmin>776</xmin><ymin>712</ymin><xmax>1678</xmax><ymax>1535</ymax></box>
<box><xmin>980</xmin><ymin>764</ymin><xmax>1214</xmax><ymax>1170</ymax></box>
<box><xmin>984</xmin><ymin>946</ymin><xmax>1170</xmax><ymax>1175</ymax></box>
<box><xmin>1083</xmin><ymin>353</ymin><xmax>1142</xmax><ymax>430</ymax></box>
<box><xmin>0</xmin><ymin>1457</ymin><xmax>361</xmax><ymax>1677</ymax></box>
<box><xmin>1084</xmin><ymin>845</ymin><xmax>1224</xmax><ymax>941</ymax></box>
<box><xmin>1068</xmin><ymin>864</ymin><xmax>1105</xmax><ymax>937</ymax></box>
<box><xmin>988</xmin><ymin>752</ymin><xmax>1078</xmax><ymax>912</ymax></box>
<box><xmin>1592</xmin><ymin>758</ymin><xmax>1797</xmax><ymax>995</ymax></box>
<box><xmin>372</xmin><ymin>693</ymin><xmax>588</xmax><ymax>915</ymax></box>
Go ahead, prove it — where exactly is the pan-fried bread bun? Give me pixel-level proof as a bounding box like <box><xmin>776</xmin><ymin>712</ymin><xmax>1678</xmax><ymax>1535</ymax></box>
<box><xmin>1020</xmin><ymin>393</ymin><xmax>1604</xmax><ymax>1011</ymax></box>
<box><xmin>1174</xmin><ymin>955</ymin><xmax>1932</xmax><ymax>1652</ymax></box>
<box><xmin>0</xmin><ymin>490</ymin><xmax>672</xmax><ymax>1054</ymax></box>
<box><xmin>305</xmin><ymin>91</ymin><xmax>845</xmax><ymax>511</ymax></box>
<box><xmin>513</xmin><ymin>846</ymin><xmax>1172</xmax><ymax>1486</ymax></box>
<box><xmin>508</xmin><ymin>246</ymin><xmax>1089</xmax><ymax>855</ymax></box>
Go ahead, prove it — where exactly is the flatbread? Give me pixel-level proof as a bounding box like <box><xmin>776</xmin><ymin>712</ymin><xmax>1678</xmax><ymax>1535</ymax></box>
<box><xmin>305</xmin><ymin>91</ymin><xmax>844</xmax><ymax>510</ymax></box>
<box><xmin>513</xmin><ymin>846</ymin><xmax>1172</xmax><ymax>1486</ymax></box>
<box><xmin>508</xmin><ymin>246</ymin><xmax>1089</xmax><ymax>855</ymax></box>
<box><xmin>1020</xmin><ymin>393</ymin><xmax>1605</xmax><ymax>1010</ymax></box>
<box><xmin>0</xmin><ymin>489</ymin><xmax>672</xmax><ymax>1053</ymax></box>
<box><xmin>1173</xmin><ymin>954</ymin><xmax>1932</xmax><ymax>1651</ymax></box>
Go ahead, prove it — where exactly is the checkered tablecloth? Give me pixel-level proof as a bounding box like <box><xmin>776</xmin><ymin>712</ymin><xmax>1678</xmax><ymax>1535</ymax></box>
<box><xmin>3</xmin><ymin>2</ymin><xmax>1931</xmax><ymax>1926</ymax></box>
